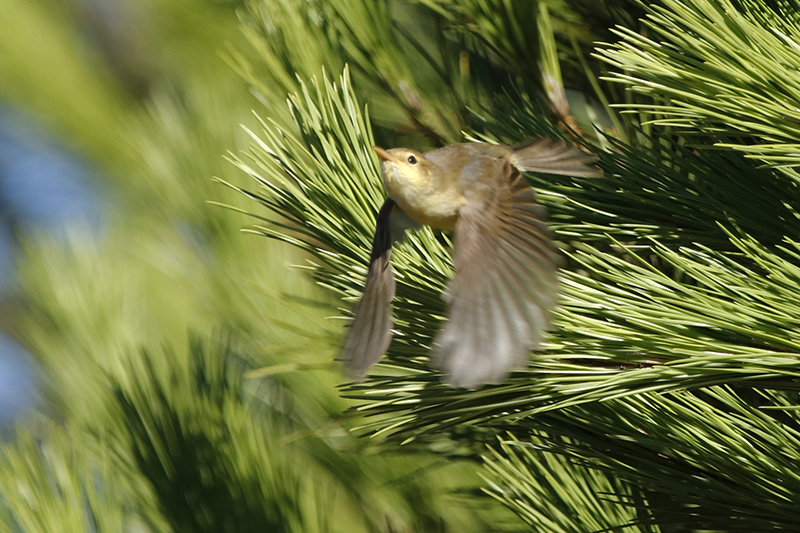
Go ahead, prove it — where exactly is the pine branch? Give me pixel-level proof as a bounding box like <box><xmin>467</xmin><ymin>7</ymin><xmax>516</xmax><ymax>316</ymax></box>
<box><xmin>483</xmin><ymin>433</ymin><xmax>660</xmax><ymax>532</ymax></box>
<box><xmin>596</xmin><ymin>0</ymin><xmax>800</xmax><ymax>176</ymax></box>
<box><xmin>512</xmin><ymin>387</ymin><xmax>800</xmax><ymax>532</ymax></box>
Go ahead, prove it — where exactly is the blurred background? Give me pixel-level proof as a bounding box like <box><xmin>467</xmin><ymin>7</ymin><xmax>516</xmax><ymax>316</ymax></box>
<box><xmin>0</xmin><ymin>107</ymin><xmax>99</xmax><ymax>425</ymax></box>
<box><xmin>0</xmin><ymin>0</ymin><xmax>250</xmax><ymax>426</ymax></box>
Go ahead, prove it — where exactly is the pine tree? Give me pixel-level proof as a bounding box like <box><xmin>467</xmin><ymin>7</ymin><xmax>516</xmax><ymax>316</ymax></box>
<box><xmin>1</xmin><ymin>0</ymin><xmax>799</xmax><ymax>531</ymax></box>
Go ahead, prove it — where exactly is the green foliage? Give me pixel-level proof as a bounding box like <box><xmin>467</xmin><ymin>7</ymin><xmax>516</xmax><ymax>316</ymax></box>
<box><xmin>483</xmin><ymin>386</ymin><xmax>800</xmax><ymax>532</ymax></box>
<box><xmin>483</xmin><ymin>433</ymin><xmax>658</xmax><ymax>532</ymax></box>
<box><xmin>107</xmin><ymin>340</ymin><xmax>492</xmax><ymax>533</ymax></box>
<box><xmin>0</xmin><ymin>421</ymin><xmax>147</xmax><ymax>532</ymax></box>
<box><xmin>598</xmin><ymin>0</ymin><xmax>800</xmax><ymax>173</ymax></box>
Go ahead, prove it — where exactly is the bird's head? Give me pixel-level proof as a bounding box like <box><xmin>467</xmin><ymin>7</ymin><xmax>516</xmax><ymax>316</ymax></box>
<box><xmin>373</xmin><ymin>146</ymin><xmax>435</xmax><ymax>194</ymax></box>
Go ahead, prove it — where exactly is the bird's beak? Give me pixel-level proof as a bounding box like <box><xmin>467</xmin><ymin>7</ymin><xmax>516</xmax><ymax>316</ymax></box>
<box><xmin>373</xmin><ymin>146</ymin><xmax>398</xmax><ymax>164</ymax></box>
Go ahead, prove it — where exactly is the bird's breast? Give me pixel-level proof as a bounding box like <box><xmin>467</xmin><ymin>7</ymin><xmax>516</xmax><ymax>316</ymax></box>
<box><xmin>384</xmin><ymin>170</ymin><xmax>460</xmax><ymax>230</ymax></box>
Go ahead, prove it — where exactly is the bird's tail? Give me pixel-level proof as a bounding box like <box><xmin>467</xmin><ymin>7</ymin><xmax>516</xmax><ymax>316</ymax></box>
<box><xmin>510</xmin><ymin>138</ymin><xmax>601</xmax><ymax>177</ymax></box>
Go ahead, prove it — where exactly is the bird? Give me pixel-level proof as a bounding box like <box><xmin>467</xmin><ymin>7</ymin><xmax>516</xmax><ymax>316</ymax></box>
<box><xmin>342</xmin><ymin>138</ymin><xmax>600</xmax><ymax>388</ymax></box>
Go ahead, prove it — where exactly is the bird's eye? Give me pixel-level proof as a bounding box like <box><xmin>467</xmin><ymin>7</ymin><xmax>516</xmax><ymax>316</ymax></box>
<box><xmin>407</xmin><ymin>155</ymin><xmax>417</xmax><ymax>165</ymax></box>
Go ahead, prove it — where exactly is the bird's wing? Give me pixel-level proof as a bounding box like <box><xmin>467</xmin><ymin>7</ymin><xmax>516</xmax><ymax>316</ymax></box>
<box><xmin>510</xmin><ymin>138</ymin><xmax>600</xmax><ymax>177</ymax></box>
<box><xmin>432</xmin><ymin>161</ymin><xmax>559</xmax><ymax>388</ymax></box>
<box><xmin>342</xmin><ymin>198</ymin><xmax>418</xmax><ymax>379</ymax></box>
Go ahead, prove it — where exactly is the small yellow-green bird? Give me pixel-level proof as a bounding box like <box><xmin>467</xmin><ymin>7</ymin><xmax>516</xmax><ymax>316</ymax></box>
<box><xmin>343</xmin><ymin>139</ymin><xmax>600</xmax><ymax>388</ymax></box>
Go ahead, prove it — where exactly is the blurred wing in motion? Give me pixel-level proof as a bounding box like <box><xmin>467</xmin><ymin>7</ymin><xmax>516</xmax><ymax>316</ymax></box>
<box><xmin>433</xmin><ymin>162</ymin><xmax>560</xmax><ymax>388</ymax></box>
<box><xmin>342</xmin><ymin>198</ymin><xmax>418</xmax><ymax>379</ymax></box>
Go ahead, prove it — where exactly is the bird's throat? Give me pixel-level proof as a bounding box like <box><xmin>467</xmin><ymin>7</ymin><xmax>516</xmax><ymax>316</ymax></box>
<box><xmin>386</xmin><ymin>179</ymin><xmax>459</xmax><ymax>230</ymax></box>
